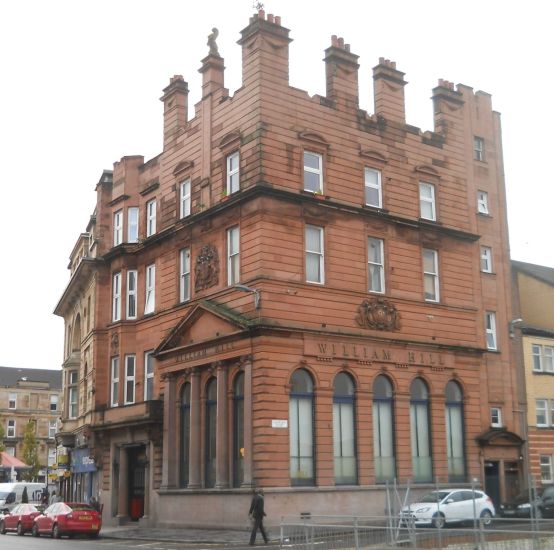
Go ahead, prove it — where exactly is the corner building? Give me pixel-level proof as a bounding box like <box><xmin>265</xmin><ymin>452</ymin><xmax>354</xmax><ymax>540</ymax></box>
<box><xmin>61</xmin><ymin>11</ymin><xmax>523</xmax><ymax>526</ymax></box>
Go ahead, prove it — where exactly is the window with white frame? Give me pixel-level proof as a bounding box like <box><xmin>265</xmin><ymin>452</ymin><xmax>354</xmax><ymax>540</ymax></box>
<box><xmin>368</xmin><ymin>237</ymin><xmax>385</xmax><ymax>293</ymax></box>
<box><xmin>540</xmin><ymin>455</ymin><xmax>553</xmax><ymax>483</ymax></box>
<box><xmin>5</xmin><ymin>446</ymin><xmax>15</xmax><ymax>456</ymax></box>
<box><xmin>477</xmin><ymin>191</ymin><xmax>489</xmax><ymax>214</ymax></box>
<box><xmin>180</xmin><ymin>248</ymin><xmax>191</xmax><ymax>302</ymax></box>
<box><xmin>126</xmin><ymin>270</ymin><xmax>138</xmax><ymax>319</ymax></box>
<box><xmin>364</xmin><ymin>168</ymin><xmax>382</xmax><ymax>208</ymax></box>
<box><xmin>474</xmin><ymin>136</ymin><xmax>485</xmax><ymax>161</ymax></box>
<box><xmin>7</xmin><ymin>419</ymin><xmax>16</xmax><ymax>438</ymax></box>
<box><xmin>50</xmin><ymin>395</ymin><xmax>58</xmax><ymax>411</ymax></box>
<box><xmin>112</xmin><ymin>272</ymin><xmax>122</xmax><ymax>322</ymax></box>
<box><xmin>127</xmin><ymin>207</ymin><xmax>139</xmax><ymax>243</ymax></box>
<box><xmin>485</xmin><ymin>312</ymin><xmax>497</xmax><ymax>350</ymax></box>
<box><xmin>490</xmin><ymin>407</ymin><xmax>502</xmax><ymax>427</ymax></box>
<box><xmin>304</xmin><ymin>151</ymin><xmax>323</xmax><ymax>193</ymax></box>
<box><xmin>227</xmin><ymin>226</ymin><xmax>240</xmax><ymax>285</ymax></box>
<box><xmin>144</xmin><ymin>351</ymin><xmax>154</xmax><ymax>401</ymax></box>
<box><xmin>144</xmin><ymin>264</ymin><xmax>156</xmax><ymax>314</ymax></box>
<box><xmin>146</xmin><ymin>199</ymin><xmax>156</xmax><ymax>237</ymax></box>
<box><xmin>532</xmin><ymin>344</ymin><xmax>554</xmax><ymax>373</ymax></box>
<box><xmin>124</xmin><ymin>355</ymin><xmax>136</xmax><ymax>404</ymax></box>
<box><xmin>68</xmin><ymin>370</ymin><xmax>78</xmax><ymax>419</ymax></box>
<box><xmin>227</xmin><ymin>152</ymin><xmax>240</xmax><ymax>194</ymax></box>
<box><xmin>110</xmin><ymin>357</ymin><xmax>120</xmax><ymax>407</ymax></box>
<box><xmin>419</xmin><ymin>182</ymin><xmax>436</xmax><ymax>221</ymax></box>
<box><xmin>113</xmin><ymin>210</ymin><xmax>123</xmax><ymax>246</ymax></box>
<box><xmin>536</xmin><ymin>399</ymin><xmax>548</xmax><ymax>427</ymax></box>
<box><xmin>180</xmin><ymin>179</ymin><xmax>191</xmax><ymax>218</ymax></box>
<box><xmin>480</xmin><ymin>246</ymin><xmax>493</xmax><ymax>273</ymax></box>
<box><xmin>8</xmin><ymin>393</ymin><xmax>16</xmax><ymax>409</ymax></box>
<box><xmin>305</xmin><ymin>225</ymin><xmax>324</xmax><ymax>284</ymax></box>
<box><xmin>423</xmin><ymin>248</ymin><xmax>439</xmax><ymax>302</ymax></box>
<box><xmin>48</xmin><ymin>420</ymin><xmax>57</xmax><ymax>439</ymax></box>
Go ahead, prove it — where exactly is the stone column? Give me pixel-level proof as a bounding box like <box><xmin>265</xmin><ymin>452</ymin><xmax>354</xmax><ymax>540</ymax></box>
<box><xmin>216</xmin><ymin>362</ymin><xmax>229</xmax><ymax>488</ymax></box>
<box><xmin>161</xmin><ymin>374</ymin><xmax>178</xmax><ymax>489</ymax></box>
<box><xmin>242</xmin><ymin>358</ymin><xmax>254</xmax><ymax>487</ymax></box>
<box><xmin>116</xmin><ymin>446</ymin><xmax>129</xmax><ymax>521</ymax></box>
<box><xmin>188</xmin><ymin>369</ymin><xmax>202</xmax><ymax>488</ymax></box>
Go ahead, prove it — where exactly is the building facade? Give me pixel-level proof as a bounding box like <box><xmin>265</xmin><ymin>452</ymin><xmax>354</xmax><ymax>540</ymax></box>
<box><xmin>512</xmin><ymin>261</ymin><xmax>554</xmax><ymax>490</ymax></box>
<box><xmin>0</xmin><ymin>367</ymin><xmax>62</xmax><ymax>485</ymax></box>
<box><xmin>57</xmin><ymin>11</ymin><xmax>522</xmax><ymax>526</ymax></box>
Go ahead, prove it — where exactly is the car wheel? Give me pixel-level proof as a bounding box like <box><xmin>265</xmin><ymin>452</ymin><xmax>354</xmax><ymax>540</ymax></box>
<box><xmin>89</xmin><ymin>532</ymin><xmax>99</xmax><ymax>539</ymax></box>
<box><xmin>432</xmin><ymin>513</ymin><xmax>446</xmax><ymax>528</ymax></box>
<box><xmin>480</xmin><ymin>509</ymin><xmax>493</xmax><ymax>526</ymax></box>
<box><xmin>32</xmin><ymin>524</ymin><xmax>40</xmax><ymax>537</ymax></box>
<box><xmin>0</xmin><ymin>520</ymin><xmax>6</xmax><ymax>535</ymax></box>
<box><xmin>52</xmin><ymin>524</ymin><xmax>61</xmax><ymax>539</ymax></box>
<box><xmin>17</xmin><ymin>522</ymin><xmax>24</xmax><ymax>536</ymax></box>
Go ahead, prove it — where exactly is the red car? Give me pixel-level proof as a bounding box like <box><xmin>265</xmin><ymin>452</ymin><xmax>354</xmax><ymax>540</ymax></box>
<box><xmin>0</xmin><ymin>503</ymin><xmax>41</xmax><ymax>535</ymax></box>
<box><xmin>32</xmin><ymin>502</ymin><xmax>101</xmax><ymax>539</ymax></box>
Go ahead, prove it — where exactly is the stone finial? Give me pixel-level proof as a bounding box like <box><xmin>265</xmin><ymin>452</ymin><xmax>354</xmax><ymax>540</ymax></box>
<box><xmin>207</xmin><ymin>27</ymin><xmax>219</xmax><ymax>56</ymax></box>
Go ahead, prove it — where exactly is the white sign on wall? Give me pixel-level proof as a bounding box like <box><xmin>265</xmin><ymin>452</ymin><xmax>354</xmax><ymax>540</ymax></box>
<box><xmin>271</xmin><ymin>419</ymin><xmax>288</xmax><ymax>428</ymax></box>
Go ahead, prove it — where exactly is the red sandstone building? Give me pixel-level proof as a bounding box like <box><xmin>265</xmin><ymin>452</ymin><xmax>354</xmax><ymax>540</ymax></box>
<box><xmin>55</xmin><ymin>11</ymin><xmax>523</xmax><ymax>526</ymax></box>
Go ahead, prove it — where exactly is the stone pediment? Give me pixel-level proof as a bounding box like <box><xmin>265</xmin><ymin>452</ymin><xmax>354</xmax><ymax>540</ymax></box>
<box><xmin>476</xmin><ymin>428</ymin><xmax>524</xmax><ymax>448</ymax></box>
<box><xmin>154</xmin><ymin>301</ymin><xmax>250</xmax><ymax>357</ymax></box>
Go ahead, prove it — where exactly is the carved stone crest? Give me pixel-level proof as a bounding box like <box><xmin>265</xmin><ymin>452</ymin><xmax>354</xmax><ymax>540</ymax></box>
<box><xmin>194</xmin><ymin>244</ymin><xmax>219</xmax><ymax>291</ymax></box>
<box><xmin>110</xmin><ymin>332</ymin><xmax>119</xmax><ymax>353</ymax></box>
<box><xmin>356</xmin><ymin>298</ymin><xmax>401</xmax><ymax>331</ymax></box>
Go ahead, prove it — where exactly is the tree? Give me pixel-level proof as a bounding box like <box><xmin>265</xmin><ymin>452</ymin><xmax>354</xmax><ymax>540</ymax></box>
<box><xmin>22</xmin><ymin>420</ymin><xmax>41</xmax><ymax>481</ymax></box>
<box><xmin>0</xmin><ymin>418</ymin><xmax>5</xmax><ymax>453</ymax></box>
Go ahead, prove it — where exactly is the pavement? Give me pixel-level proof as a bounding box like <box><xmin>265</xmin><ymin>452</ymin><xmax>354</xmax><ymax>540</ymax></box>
<box><xmin>100</xmin><ymin>524</ymin><xmax>276</xmax><ymax>545</ymax></box>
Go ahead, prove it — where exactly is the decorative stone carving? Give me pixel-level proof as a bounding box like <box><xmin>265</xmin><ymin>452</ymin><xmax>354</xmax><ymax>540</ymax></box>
<box><xmin>110</xmin><ymin>332</ymin><xmax>119</xmax><ymax>354</ymax></box>
<box><xmin>207</xmin><ymin>28</ymin><xmax>219</xmax><ymax>56</ymax></box>
<box><xmin>194</xmin><ymin>244</ymin><xmax>219</xmax><ymax>291</ymax></box>
<box><xmin>356</xmin><ymin>297</ymin><xmax>401</xmax><ymax>331</ymax></box>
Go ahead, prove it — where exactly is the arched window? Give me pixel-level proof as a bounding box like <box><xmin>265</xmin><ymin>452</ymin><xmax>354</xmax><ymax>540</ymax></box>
<box><xmin>233</xmin><ymin>372</ymin><xmax>244</xmax><ymax>488</ymax></box>
<box><xmin>410</xmin><ymin>378</ymin><xmax>432</xmax><ymax>482</ymax></box>
<box><xmin>289</xmin><ymin>369</ymin><xmax>315</xmax><ymax>486</ymax></box>
<box><xmin>333</xmin><ymin>372</ymin><xmax>357</xmax><ymax>485</ymax></box>
<box><xmin>205</xmin><ymin>378</ymin><xmax>217</xmax><ymax>488</ymax></box>
<box><xmin>445</xmin><ymin>380</ymin><xmax>465</xmax><ymax>482</ymax></box>
<box><xmin>180</xmin><ymin>382</ymin><xmax>191</xmax><ymax>487</ymax></box>
<box><xmin>373</xmin><ymin>375</ymin><xmax>395</xmax><ymax>483</ymax></box>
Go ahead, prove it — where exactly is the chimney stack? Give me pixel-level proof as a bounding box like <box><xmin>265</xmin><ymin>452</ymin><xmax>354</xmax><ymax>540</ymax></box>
<box><xmin>160</xmin><ymin>75</ymin><xmax>189</xmax><ymax>149</ymax></box>
<box><xmin>324</xmin><ymin>35</ymin><xmax>360</xmax><ymax>109</ymax></box>
<box><xmin>432</xmin><ymin>79</ymin><xmax>464</xmax><ymax>138</ymax></box>
<box><xmin>237</xmin><ymin>10</ymin><xmax>292</xmax><ymax>88</ymax></box>
<box><xmin>372</xmin><ymin>58</ymin><xmax>407</xmax><ymax>124</ymax></box>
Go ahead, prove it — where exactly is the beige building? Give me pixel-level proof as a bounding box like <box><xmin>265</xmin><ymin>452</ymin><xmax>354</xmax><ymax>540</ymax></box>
<box><xmin>512</xmin><ymin>261</ymin><xmax>554</xmax><ymax>489</ymax></box>
<box><xmin>54</xmin><ymin>214</ymin><xmax>102</xmax><ymax>503</ymax></box>
<box><xmin>0</xmin><ymin>366</ymin><xmax>62</xmax><ymax>484</ymax></box>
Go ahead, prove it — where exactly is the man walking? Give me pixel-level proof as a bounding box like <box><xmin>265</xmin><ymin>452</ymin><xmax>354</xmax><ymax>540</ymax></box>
<box><xmin>248</xmin><ymin>488</ymin><xmax>268</xmax><ymax>545</ymax></box>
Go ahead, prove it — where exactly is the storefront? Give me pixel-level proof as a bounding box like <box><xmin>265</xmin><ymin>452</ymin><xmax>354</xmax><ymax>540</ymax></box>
<box><xmin>71</xmin><ymin>447</ymin><xmax>97</xmax><ymax>503</ymax></box>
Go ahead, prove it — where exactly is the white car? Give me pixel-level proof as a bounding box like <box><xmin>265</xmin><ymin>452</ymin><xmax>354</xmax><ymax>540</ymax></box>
<box><xmin>401</xmin><ymin>489</ymin><xmax>495</xmax><ymax>528</ymax></box>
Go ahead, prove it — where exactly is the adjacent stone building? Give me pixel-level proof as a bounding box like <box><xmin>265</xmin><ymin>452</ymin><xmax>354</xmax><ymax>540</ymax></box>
<box><xmin>512</xmin><ymin>261</ymin><xmax>554</xmax><ymax>490</ymax></box>
<box><xmin>0</xmin><ymin>366</ymin><xmax>62</xmax><ymax>484</ymax></box>
<box><xmin>56</xmin><ymin>11</ymin><xmax>523</xmax><ymax>526</ymax></box>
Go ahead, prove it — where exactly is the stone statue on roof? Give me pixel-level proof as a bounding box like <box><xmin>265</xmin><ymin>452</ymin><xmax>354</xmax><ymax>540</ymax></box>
<box><xmin>207</xmin><ymin>28</ymin><xmax>219</xmax><ymax>56</ymax></box>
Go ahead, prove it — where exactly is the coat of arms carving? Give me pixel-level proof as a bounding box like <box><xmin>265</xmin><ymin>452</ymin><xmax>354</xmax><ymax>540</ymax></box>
<box><xmin>356</xmin><ymin>297</ymin><xmax>401</xmax><ymax>331</ymax></box>
<box><xmin>195</xmin><ymin>244</ymin><xmax>219</xmax><ymax>291</ymax></box>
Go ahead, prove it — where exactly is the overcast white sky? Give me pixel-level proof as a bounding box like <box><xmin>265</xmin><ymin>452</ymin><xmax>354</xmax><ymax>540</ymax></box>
<box><xmin>0</xmin><ymin>0</ymin><xmax>552</xmax><ymax>370</ymax></box>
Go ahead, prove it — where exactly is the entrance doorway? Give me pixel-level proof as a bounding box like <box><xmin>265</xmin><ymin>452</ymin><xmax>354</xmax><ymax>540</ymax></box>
<box><xmin>128</xmin><ymin>446</ymin><xmax>146</xmax><ymax>521</ymax></box>
<box><xmin>484</xmin><ymin>461</ymin><xmax>500</xmax><ymax>510</ymax></box>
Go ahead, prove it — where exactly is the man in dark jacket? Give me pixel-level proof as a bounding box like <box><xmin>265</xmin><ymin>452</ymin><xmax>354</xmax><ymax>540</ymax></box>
<box><xmin>248</xmin><ymin>488</ymin><xmax>268</xmax><ymax>545</ymax></box>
